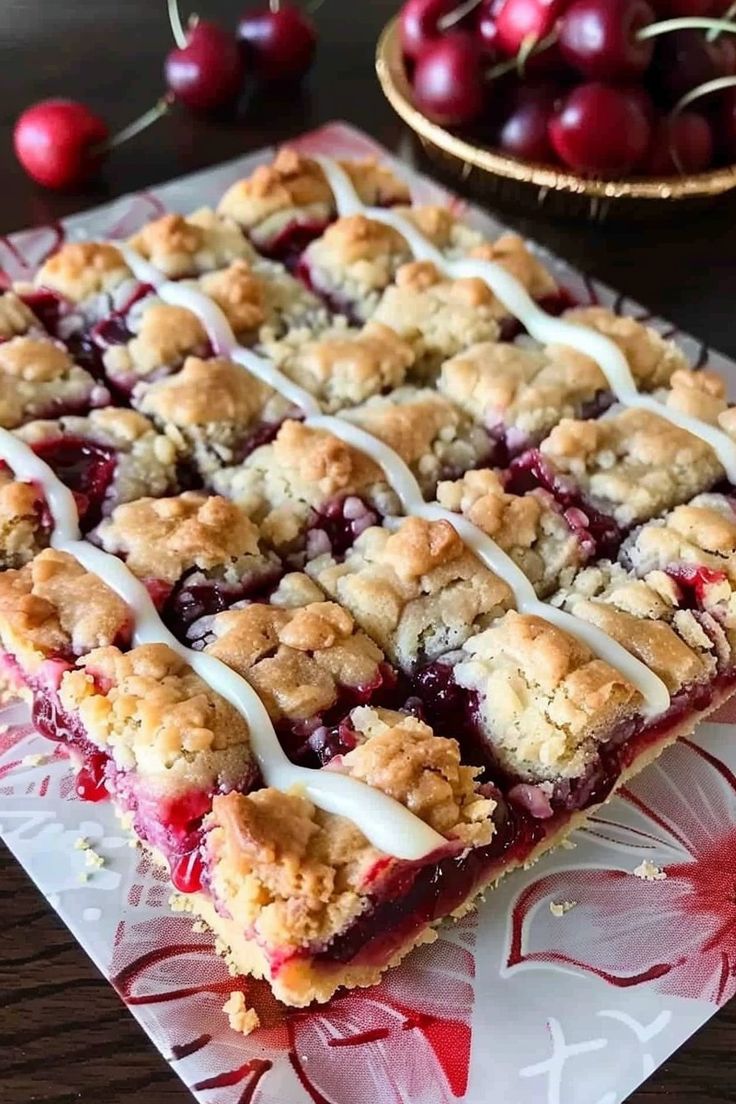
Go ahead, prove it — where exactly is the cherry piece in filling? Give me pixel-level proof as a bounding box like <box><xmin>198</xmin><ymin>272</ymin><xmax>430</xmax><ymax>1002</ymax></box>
<box><xmin>32</xmin><ymin>437</ymin><xmax>117</xmax><ymax>527</ymax></box>
<box><xmin>76</xmin><ymin>751</ymin><xmax>109</xmax><ymax>802</ymax></box>
<box><xmin>171</xmin><ymin>849</ymin><xmax>206</xmax><ymax>894</ymax></box>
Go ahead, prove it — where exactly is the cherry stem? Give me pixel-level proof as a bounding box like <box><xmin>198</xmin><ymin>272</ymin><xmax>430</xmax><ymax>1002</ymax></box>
<box><xmin>167</xmin><ymin>0</ymin><xmax>188</xmax><ymax>48</ymax></box>
<box><xmin>707</xmin><ymin>2</ymin><xmax>736</xmax><ymax>41</ymax></box>
<box><xmin>637</xmin><ymin>16</ymin><xmax>736</xmax><ymax>40</ymax></box>
<box><xmin>95</xmin><ymin>95</ymin><xmax>173</xmax><ymax>155</ymax></box>
<box><xmin>672</xmin><ymin>73</ymin><xmax>736</xmax><ymax>115</ymax></box>
<box><xmin>486</xmin><ymin>30</ymin><xmax>557</xmax><ymax>79</ymax></box>
<box><xmin>438</xmin><ymin>0</ymin><xmax>482</xmax><ymax>32</ymax></box>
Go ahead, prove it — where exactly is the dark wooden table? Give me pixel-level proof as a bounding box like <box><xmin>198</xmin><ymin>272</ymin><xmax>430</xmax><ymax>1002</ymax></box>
<box><xmin>0</xmin><ymin>2</ymin><xmax>735</xmax><ymax>1101</ymax></box>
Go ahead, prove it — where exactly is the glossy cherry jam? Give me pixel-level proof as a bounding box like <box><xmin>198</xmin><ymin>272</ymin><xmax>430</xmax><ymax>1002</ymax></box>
<box><xmin>32</xmin><ymin>436</ymin><xmax>117</xmax><ymax>528</ymax></box>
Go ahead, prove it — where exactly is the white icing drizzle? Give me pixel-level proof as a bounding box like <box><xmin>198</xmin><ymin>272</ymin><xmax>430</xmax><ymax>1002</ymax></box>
<box><xmin>114</xmin><ymin>243</ymin><xmax>321</xmax><ymax>417</ymax></box>
<box><xmin>315</xmin><ymin>156</ymin><xmax>736</xmax><ymax>486</ymax></box>
<box><xmin>0</xmin><ymin>427</ymin><xmax>444</xmax><ymax>860</ymax></box>
<box><xmin>117</xmin><ymin>187</ymin><xmax>674</xmax><ymax>714</ymax></box>
<box><xmin>310</xmin><ymin>416</ymin><xmax>669</xmax><ymax>717</ymax></box>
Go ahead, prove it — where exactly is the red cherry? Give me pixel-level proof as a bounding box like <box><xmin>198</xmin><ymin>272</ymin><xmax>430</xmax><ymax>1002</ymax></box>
<box><xmin>559</xmin><ymin>0</ymin><xmax>655</xmax><ymax>80</ymax></box>
<box><xmin>495</xmin><ymin>0</ymin><xmax>570</xmax><ymax>55</ymax></box>
<box><xmin>648</xmin><ymin>29</ymin><xmax>720</xmax><ymax>105</ymax></box>
<box><xmin>549</xmin><ymin>81</ymin><xmax>652</xmax><ymax>174</ymax></box>
<box><xmin>650</xmin><ymin>0</ymin><xmax>715</xmax><ymax>12</ymax></box>
<box><xmin>719</xmin><ymin>87</ymin><xmax>736</xmax><ymax>160</ymax></box>
<box><xmin>476</xmin><ymin>0</ymin><xmax>506</xmax><ymax>53</ymax></box>
<box><xmin>14</xmin><ymin>100</ymin><xmax>108</xmax><ymax>190</ymax></box>
<box><xmin>165</xmin><ymin>19</ymin><xmax>245</xmax><ymax>111</ymax></box>
<box><xmin>413</xmin><ymin>32</ymin><xmax>486</xmax><ymax>124</ymax></box>
<box><xmin>237</xmin><ymin>4</ymin><xmax>316</xmax><ymax>81</ymax></box>
<box><xmin>643</xmin><ymin>111</ymin><xmax>714</xmax><ymax>173</ymax></box>
<box><xmin>497</xmin><ymin>81</ymin><xmax>560</xmax><ymax>160</ymax></box>
<box><xmin>400</xmin><ymin>0</ymin><xmax>457</xmax><ymax>60</ymax></box>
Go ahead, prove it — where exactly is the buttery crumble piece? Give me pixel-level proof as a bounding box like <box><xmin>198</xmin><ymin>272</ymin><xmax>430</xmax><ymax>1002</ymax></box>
<box><xmin>134</xmin><ymin>356</ymin><xmax>296</xmax><ymax>478</ymax></box>
<box><xmin>555</xmin><ymin>560</ymin><xmax>721</xmax><ymax>692</ymax></box>
<box><xmin>101</xmin><ymin>300</ymin><xmax>210</xmax><ymax>389</ymax></box>
<box><xmin>223</xmin><ymin>991</ymin><xmax>261</xmax><ymax>1035</ymax></box>
<box><xmin>342</xmin><ymin>386</ymin><xmax>494</xmax><ymax>496</ymax></box>
<box><xmin>454</xmin><ymin>609</ymin><xmax>641</xmax><ymax>780</ymax></box>
<box><xmin>633</xmin><ymin>860</ymin><xmax>667</xmax><ymax>881</ymax></box>
<box><xmin>0</xmin><ymin>548</ymin><xmax>132</xmax><ymax>674</ymax></box>
<box><xmin>308</xmin><ymin>516</ymin><xmax>514</xmax><ymax>670</ymax></box>
<box><xmin>59</xmin><ymin>643</ymin><xmax>256</xmax><ymax>795</ymax></box>
<box><xmin>539</xmin><ymin>406</ymin><xmax>725</xmax><ymax>528</ymax></box>
<box><xmin>302</xmin><ymin>214</ymin><xmax>411</xmax><ymax>318</ymax></box>
<box><xmin>265</xmin><ymin>320</ymin><xmax>414</xmax><ymax>411</ymax></box>
<box><xmin>0</xmin><ymin>469</ymin><xmax>48</xmax><ymax>569</ymax></box>
<box><xmin>203</xmin><ymin>707</ymin><xmax>493</xmax><ymax>976</ymax></box>
<box><xmin>216</xmin><ymin>149</ymin><xmax>409</xmax><ymax>248</ymax></box>
<box><xmin>437</xmin><ymin>468</ymin><xmax>587</xmax><ymax>596</ymax></box>
<box><xmin>94</xmin><ymin>491</ymin><xmax>273</xmax><ymax>587</ymax></box>
<box><xmin>469</xmin><ymin>233</ymin><xmax>558</xmax><ymax>304</ymax></box>
<box><xmin>34</xmin><ymin>242</ymin><xmax>132</xmax><ymax>302</ymax></box>
<box><xmin>559</xmin><ymin>306</ymin><xmax>690</xmax><ymax>389</ymax></box>
<box><xmin>0</xmin><ymin>291</ymin><xmax>43</xmax><ymax>339</ymax></box>
<box><xmin>372</xmin><ymin>261</ymin><xmax>501</xmax><ymax>378</ymax></box>
<box><xmin>206</xmin><ymin>585</ymin><xmax>384</xmax><ymax>723</ymax></box>
<box><xmin>16</xmin><ymin>407</ymin><xmax>180</xmax><ymax>509</ymax></box>
<box><xmin>212</xmin><ymin>419</ymin><xmax>400</xmax><ymax>552</ymax></box>
<box><xmin>437</xmin><ymin>339</ymin><xmax>608</xmax><ymax>448</ymax></box>
<box><xmin>128</xmin><ymin>208</ymin><xmax>255</xmax><ymax>277</ymax></box>
<box><xmin>0</xmin><ymin>336</ymin><xmax>109</xmax><ymax>429</ymax></box>
<box><xmin>550</xmin><ymin>900</ymin><xmax>577</xmax><ymax>917</ymax></box>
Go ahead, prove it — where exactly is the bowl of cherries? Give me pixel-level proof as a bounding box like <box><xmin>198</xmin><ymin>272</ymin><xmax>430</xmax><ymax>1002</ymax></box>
<box><xmin>376</xmin><ymin>0</ymin><xmax>736</xmax><ymax>218</ymax></box>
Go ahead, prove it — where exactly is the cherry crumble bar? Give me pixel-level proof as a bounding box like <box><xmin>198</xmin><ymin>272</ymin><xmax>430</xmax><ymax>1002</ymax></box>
<box><xmin>1</xmin><ymin>148</ymin><xmax>735</xmax><ymax>1012</ymax></box>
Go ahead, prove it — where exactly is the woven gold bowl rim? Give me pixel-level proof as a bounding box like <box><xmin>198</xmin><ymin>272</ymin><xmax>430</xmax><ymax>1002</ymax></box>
<box><xmin>375</xmin><ymin>15</ymin><xmax>736</xmax><ymax>202</ymax></box>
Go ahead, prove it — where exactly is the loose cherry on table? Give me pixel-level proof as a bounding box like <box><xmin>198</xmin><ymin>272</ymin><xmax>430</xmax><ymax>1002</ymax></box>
<box><xmin>548</xmin><ymin>81</ymin><xmax>652</xmax><ymax>173</ymax></box>
<box><xmin>412</xmin><ymin>31</ymin><xmax>486</xmax><ymax>123</ymax></box>
<box><xmin>165</xmin><ymin>0</ymin><xmax>245</xmax><ymax>111</ymax></box>
<box><xmin>237</xmin><ymin>1</ymin><xmax>317</xmax><ymax>81</ymax></box>
<box><xmin>13</xmin><ymin>97</ymin><xmax>170</xmax><ymax>190</ymax></box>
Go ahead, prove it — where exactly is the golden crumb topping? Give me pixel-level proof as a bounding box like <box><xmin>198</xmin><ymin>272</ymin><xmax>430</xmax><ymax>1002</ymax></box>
<box><xmin>135</xmin><ymin>355</ymin><xmax>275</xmax><ymax>427</ymax></box>
<box><xmin>272</xmin><ymin>321</ymin><xmax>413</xmax><ymax>411</ymax></box>
<box><xmin>128</xmin><ymin>208</ymin><xmax>254</xmax><ymax>277</ymax></box>
<box><xmin>207</xmin><ymin>596</ymin><xmax>383</xmax><ymax>721</ymax></box>
<box><xmin>35</xmin><ymin>242</ymin><xmax>131</xmax><ymax>301</ymax></box>
<box><xmin>559</xmin><ymin>307</ymin><xmax>690</xmax><ymax>389</ymax></box>
<box><xmin>436</xmin><ymin>469</ymin><xmax>583</xmax><ymax>596</ymax></box>
<box><xmin>0</xmin><ymin>549</ymin><xmax>130</xmax><ymax>668</ymax></box>
<box><xmin>95</xmin><ymin>492</ymin><xmax>263</xmax><ymax>584</ymax></box>
<box><xmin>308</xmin><ymin>517</ymin><xmax>513</xmax><ymax>670</ymax></box>
<box><xmin>0</xmin><ymin>292</ymin><xmax>39</xmax><ymax>339</ymax></box>
<box><xmin>205</xmin><ymin>708</ymin><xmax>491</xmax><ymax>954</ymax></box>
<box><xmin>540</xmin><ymin>407</ymin><xmax>724</xmax><ymax>526</ymax></box>
<box><xmin>469</xmin><ymin>232</ymin><xmax>558</xmax><ymax>302</ymax></box>
<box><xmin>456</xmin><ymin>610</ymin><xmax>640</xmax><ymax>779</ymax></box>
<box><xmin>60</xmin><ymin>643</ymin><xmax>253</xmax><ymax>790</ymax></box>
<box><xmin>103</xmin><ymin>302</ymin><xmax>209</xmax><ymax>383</ymax></box>
<box><xmin>198</xmin><ymin>260</ymin><xmax>266</xmax><ymax>336</ymax></box>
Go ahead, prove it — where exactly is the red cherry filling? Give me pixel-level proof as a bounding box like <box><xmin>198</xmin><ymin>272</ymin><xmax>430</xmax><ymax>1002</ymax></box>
<box><xmin>306</xmin><ymin>496</ymin><xmax>380</xmax><ymax>559</ymax></box>
<box><xmin>255</xmin><ymin>219</ymin><xmax>331</xmax><ymax>268</ymax></box>
<box><xmin>165</xmin><ymin>562</ymin><xmax>283</xmax><ymax>640</ymax></box>
<box><xmin>32</xmin><ymin>436</ymin><xmax>117</xmax><ymax>529</ymax></box>
<box><xmin>171</xmin><ymin>849</ymin><xmax>207</xmax><ymax>893</ymax></box>
<box><xmin>508</xmin><ymin>447</ymin><xmax>623</xmax><ymax>556</ymax></box>
<box><xmin>666</xmin><ymin>563</ymin><xmax>728</xmax><ymax>607</ymax></box>
<box><xmin>76</xmin><ymin>751</ymin><xmax>109</xmax><ymax>802</ymax></box>
<box><xmin>18</xmin><ymin>288</ymin><xmax>68</xmax><ymax>335</ymax></box>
